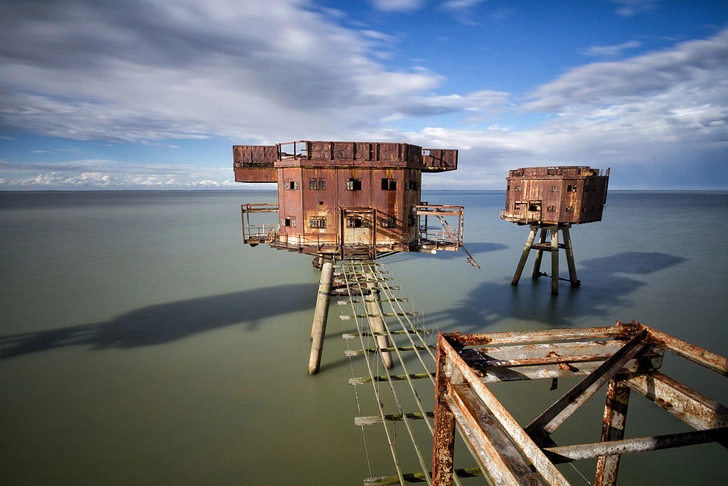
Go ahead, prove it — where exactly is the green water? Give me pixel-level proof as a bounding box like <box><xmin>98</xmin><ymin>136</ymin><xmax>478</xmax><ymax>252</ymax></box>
<box><xmin>1</xmin><ymin>190</ymin><xmax>726</xmax><ymax>485</ymax></box>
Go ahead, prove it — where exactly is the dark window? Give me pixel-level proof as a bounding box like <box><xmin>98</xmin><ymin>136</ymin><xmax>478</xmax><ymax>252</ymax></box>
<box><xmin>346</xmin><ymin>178</ymin><xmax>362</xmax><ymax>191</ymax></box>
<box><xmin>283</xmin><ymin>217</ymin><xmax>296</xmax><ymax>227</ymax></box>
<box><xmin>405</xmin><ymin>181</ymin><xmax>418</xmax><ymax>190</ymax></box>
<box><xmin>565</xmin><ymin>206</ymin><xmax>575</xmax><ymax>212</ymax></box>
<box><xmin>547</xmin><ymin>205</ymin><xmax>556</xmax><ymax>212</ymax></box>
<box><xmin>567</xmin><ymin>185</ymin><xmax>578</xmax><ymax>192</ymax></box>
<box><xmin>346</xmin><ymin>217</ymin><xmax>362</xmax><ymax>228</ymax></box>
<box><xmin>309</xmin><ymin>217</ymin><xmax>326</xmax><ymax>228</ymax></box>
<box><xmin>381</xmin><ymin>178</ymin><xmax>397</xmax><ymax>190</ymax></box>
<box><xmin>284</xmin><ymin>180</ymin><xmax>299</xmax><ymax>190</ymax></box>
<box><xmin>380</xmin><ymin>217</ymin><xmax>397</xmax><ymax>228</ymax></box>
<box><xmin>309</xmin><ymin>179</ymin><xmax>326</xmax><ymax>190</ymax></box>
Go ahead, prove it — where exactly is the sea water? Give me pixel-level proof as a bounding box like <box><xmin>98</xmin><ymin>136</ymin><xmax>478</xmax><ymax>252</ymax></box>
<box><xmin>1</xmin><ymin>190</ymin><xmax>726</xmax><ymax>485</ymax></box>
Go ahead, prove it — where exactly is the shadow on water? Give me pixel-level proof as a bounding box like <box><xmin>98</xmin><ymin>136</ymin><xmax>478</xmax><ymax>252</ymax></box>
<box><xmin>428</xmin><ymin>251</ymin><xmax>688</xmax><ymax>333</ymax></box>
<box><xmin>382</xmin><ymin>242</ymin><xmax>508</xmax><ymax>265</ymax></box>
<box><xmin>0</xmin><ymin>283</ymin><xmax>317</xmax><ymax>359</ymax></box>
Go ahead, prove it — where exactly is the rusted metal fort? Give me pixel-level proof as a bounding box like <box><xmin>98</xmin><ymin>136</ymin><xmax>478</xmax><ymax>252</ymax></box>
<box><xmin>234</xmin><ymin>140</ymin><xmax>470</xmax><ymax>260</ymax></box>
<box><xmin>500</xmin><ymin>166</ymin><xmax>610</xmax><ymax>295</ymax></box>
<box><xmin>234</xmin><ymin>140</ymin><xmax>475</xmax><ymax>375</ymax></box>
<box><xmin>233</xmin><ymin>148</ymin><xmax>725</xmax><ymax>485</ymax></box>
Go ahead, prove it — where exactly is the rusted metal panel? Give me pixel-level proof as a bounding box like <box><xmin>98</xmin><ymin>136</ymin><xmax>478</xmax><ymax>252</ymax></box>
<box><xmin>431</xmin><ymin>322</ymin><xmax>728</xmax><ymax>486</ymax></box>
<box><xmin>310</xmin><ymin>141</ymin><xmax>333</xmax><ymax>160</ymax></box>
<box><xmin>423</xmin><ymin>149</ymin><xmax>458</xmax><ymax>172</ymax></box>
<box><xmin>233</xmin><ymin>144</ymin><xmax>277</xmax><ymax>165</ymax></box>
<box><xmin>232</xmin><ymin>145</ymin><xmax>278</xmax><ymax>182</ymax></box>
<box><xmin>378</xmin><ymin>143</ymin><xmax>401</xmax><ymax>162</ymax></box>
<box><xmin>233</xmin><ymin>167</ymin><xmax>279</xmax><ymax>183</ymax></box>
<box><xmin>333</xmin><ymin>141</ymin><xmax>355</xmax><ymax>160</ymax></box>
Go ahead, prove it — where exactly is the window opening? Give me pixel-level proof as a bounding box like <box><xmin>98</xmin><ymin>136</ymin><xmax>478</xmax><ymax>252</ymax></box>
<box><xmin>309</xmin><ymin>178</ymin><xmax>326</xmax><ymax>190</ymax></box>
<box><xmin>381</xmin><ymin>178</ymin><xmax>397</xmax><ymax>190</ymax></box>
<box><xmin>284</xmin><ymin>180</ymin><xmax>299</xmax><ymax>190</ymax></box>
<box><xmin>346</xmin><ymin>217</ymin><xmax>363</xmax><ymax>228</ymax></box>
<box><xmin>380</xmin><ymin>217</ymin><xmax>397</xmax><ymax>228</ymax></box>
<box><xmin>309</xmin><ymin>217</ymin><xmax>327</xmax><ymax>228</ymax></box>
<box><xmin>346</xmin><ymin>178</ymin><xmax>362</xmax><ymax>191</ymax></box>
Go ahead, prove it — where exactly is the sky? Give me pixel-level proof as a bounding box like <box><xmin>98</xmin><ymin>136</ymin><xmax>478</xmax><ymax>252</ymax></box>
<box><xmin>0</xmin><ymin>0</ymin><xmax>727</xmax><ymax>190</ymax></box>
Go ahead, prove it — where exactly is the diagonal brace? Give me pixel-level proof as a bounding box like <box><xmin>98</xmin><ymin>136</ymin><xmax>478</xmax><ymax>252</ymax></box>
<box><xmin>525</xmin><ymin>329</ymin><xmax>648</xmax><ymax>442</ymax></box>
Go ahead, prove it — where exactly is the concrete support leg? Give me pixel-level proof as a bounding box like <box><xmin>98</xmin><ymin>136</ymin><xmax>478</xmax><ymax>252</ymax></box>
<box><xmin>562</xmin><ymin>225</ymin><xmax>580</xmax><ymax>287</ymax></box>
<box><xmin>512</xmin><ymin>224</ymin><xmax>538</xmax><ymax>286</ymax></box>
<box><xmin>308</xmin><ymin>257</ymin><xmax>334</xmax><ymax>375</ymax></box>
<box><xmin>550</xmin><ymin>226</ymin><xmax>560</xmax><ymax>295</ymax></box>
<box><xmin>366</xmin><ymin>283</ymin><xmax>393</xmax><ymax>369</ymax></box>
<box><xmin>532</xmin><ymin>227</ymin><xmax>548</xmax><ymax>279</ymax></box>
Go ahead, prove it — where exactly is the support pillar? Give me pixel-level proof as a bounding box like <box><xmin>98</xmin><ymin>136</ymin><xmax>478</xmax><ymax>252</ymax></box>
<box><xmin>365</xmin><ymin>283</ymin><xmax>393</xmax><ymax>369</ymax></box>
<box><xmin>531</xmin><ymin>227</ymin><xmax>548</xmax><ymax>279</ymax></box>
<box><xmin>511</xmin><ymin>223</ymin><xmax>580</xmax><ymax>295</ymax></box>
<box><xmin>595</xmin><ymin>378</ymin><xmax>631</xmax><ymax>486</ymax></box>
<box><xmin>550</xmin><ymin>225</ymin><xmax>560</xmax><ymax>295</ymax></box>
<box><xmin>511</xmin><ymin>224</ymin><xmax>538</xmax><ymax>286</ymax></box>
<box><xmin>562</xmin><ymin>225</ymin><xmax>580</xmax><ymax>288</ymax></box>
<box><xmin>308</xmin><ymin>256</ymin><xmax>334</xmax><ymax>375</ymax></box>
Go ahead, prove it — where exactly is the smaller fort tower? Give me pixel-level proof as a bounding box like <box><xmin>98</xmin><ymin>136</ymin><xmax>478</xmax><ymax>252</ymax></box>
<box><xmin>500</xmin><ymin>166</ymin><xmax>610</xmax><ymax>295</ymax></box>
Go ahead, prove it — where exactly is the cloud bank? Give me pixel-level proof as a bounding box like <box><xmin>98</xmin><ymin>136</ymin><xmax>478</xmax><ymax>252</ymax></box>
<box><xmin>0</xmin><ymin>0</ymin><xmax>727</xmax><ymax>189</ymax></box>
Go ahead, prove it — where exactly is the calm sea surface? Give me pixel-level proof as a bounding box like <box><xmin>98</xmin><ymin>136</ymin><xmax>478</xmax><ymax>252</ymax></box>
<box><xmin>1</xmin><ymin>190</ymin><xmax>726</xmax><ymax>485</ymax></box>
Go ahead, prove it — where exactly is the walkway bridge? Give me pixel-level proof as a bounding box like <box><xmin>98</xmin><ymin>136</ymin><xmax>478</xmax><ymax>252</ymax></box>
<box><xmin>334</xmin><ymin>259</ymin><xmax>481</xmax><ymax>485</ymax></box>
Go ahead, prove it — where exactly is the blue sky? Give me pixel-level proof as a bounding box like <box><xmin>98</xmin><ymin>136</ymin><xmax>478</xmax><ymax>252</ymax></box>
<box><xmin>1</xmin><ymin>0</ymin><xmax>727</xmax><ymax>190</ymax></box>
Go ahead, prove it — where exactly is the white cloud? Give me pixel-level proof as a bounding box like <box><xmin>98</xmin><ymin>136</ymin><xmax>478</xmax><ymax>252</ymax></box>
<box><xmin>0</xmin><ymin>1</ymin><xmax>726</xmax><ymax>190</ymax></box>
<box><xmin>0</xmin><ymin>0</ymin><xmax>460</xmax><ymax>144</ymax></box>
<box><xmin>395</xmin><ymin>28</ymin><xmax>728</xmax><ymax>190</ymax></box>
<box><xmin>582</xmin><ymin>40</ymin><xmax>642</xmax><ymax>57</ymax></box>
<box><xmin>370</xmin><ymin>0</ymin><xmax>425</xmax><ymax>13</ymax></box>
<box><xmin>0</xmin><ymin>159</ymin><xmax>239</xmax><ymax>189</ymax></box>
<box><xmin>609</xmin><ymin>0</ymin><xmax>660</xmax><ymax>17</ymax></box>
<box><xmin>523</xmin><ymin>29</ymin><xmax>728</xmax><ymax>114</ymax></box>
<box><xmin>441</xmin><ymin>0</ymin><xmax>487</xmax><ymax>10</ymax></box>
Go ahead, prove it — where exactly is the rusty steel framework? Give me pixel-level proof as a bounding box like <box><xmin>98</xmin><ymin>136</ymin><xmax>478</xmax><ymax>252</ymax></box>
<box><xmin>431</xmin><ymin>321</ymin><xmax>728</xmax><ymax>485</ymax></box>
